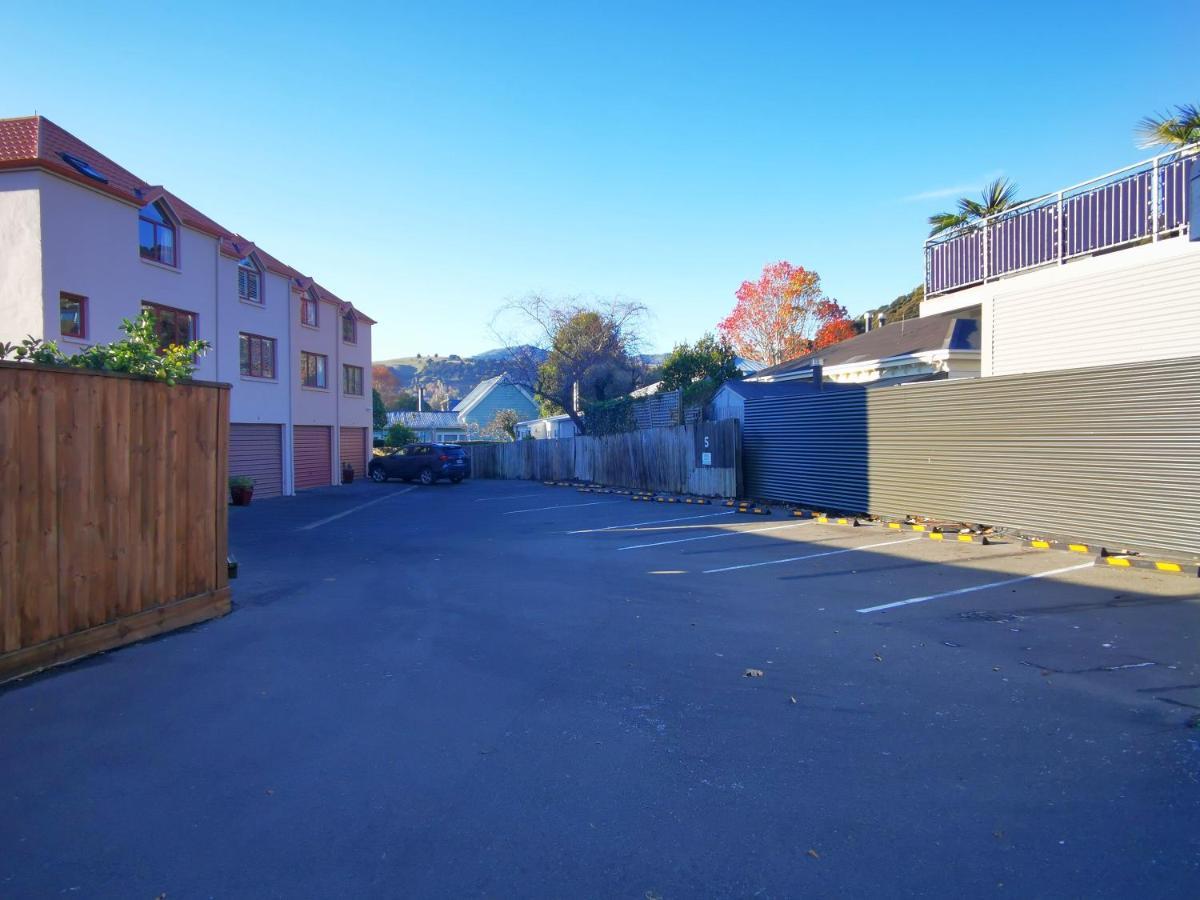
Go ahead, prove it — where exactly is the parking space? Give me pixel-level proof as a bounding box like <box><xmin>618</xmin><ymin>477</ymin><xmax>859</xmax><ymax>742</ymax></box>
<box><xmin>2</xmin><ymin>477</ymin><xmax>1198</xmax><ymax>898</ymax></box>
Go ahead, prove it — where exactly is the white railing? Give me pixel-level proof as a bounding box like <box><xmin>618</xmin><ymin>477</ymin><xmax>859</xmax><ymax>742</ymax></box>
<box><xmin>925</xmin><ymin>143</ymin><xmax>1198</xmax><ymax>295</ymax></box>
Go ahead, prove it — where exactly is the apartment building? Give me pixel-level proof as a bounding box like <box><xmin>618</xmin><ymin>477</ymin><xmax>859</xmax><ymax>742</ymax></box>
<box><xmin>0</xmin><ymin>115</ymin><xmax>375</xmax><ymax>497</ymax></box>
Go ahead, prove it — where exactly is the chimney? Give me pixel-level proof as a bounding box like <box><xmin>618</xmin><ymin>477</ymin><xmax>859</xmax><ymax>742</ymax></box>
<box><xmin>864</xmin><ymin>313</ymin><xmax>871</xmax><ymax>333</ymax></box>
<box><xmin>572</xmin><ymin>380</ymin><xmax>581</xmax><ymax>414</ymax></box>
<box><xmin>417</xmin><ymin>386</ymin><xmax>424</xmax><ymax>412</ymax></box>
<box><xmin>811</xmin><ymin>359</ymin><xmax>824</xmax><ymax>390</ymax></box>
<box><xmin>877</xmin><ymin>313</ymin><xmax>887</xmax><ymax>328</ymax></box>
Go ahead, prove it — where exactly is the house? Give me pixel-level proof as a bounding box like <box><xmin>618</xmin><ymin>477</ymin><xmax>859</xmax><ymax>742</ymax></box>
<box><xmin>747</xmin><ymin>311</ymin><xmax>980</xmax><ymax>386</ymax></box>
<box><xmin>920</xmin><ymin>142</ymin><xmax>1199</xmax><ymax>376</ymax></box>
<box><xmin>0</xmin><ymin>115</ymin><xmax>376</xmax><ymax>496</ymax></box>
<box><xmin>388</xmin><ymin>411</ymin><xmax>472</xmax><ymax>443</ymax></box>
<box><xmin>515</xmin><ymin>412</ymin><xmax>581</xmax><ymax>440</ymax></box>
<box><xmin>452</xmin><ymin>373</ymin><xmax>539</xmax><ymax>428</ymax></box>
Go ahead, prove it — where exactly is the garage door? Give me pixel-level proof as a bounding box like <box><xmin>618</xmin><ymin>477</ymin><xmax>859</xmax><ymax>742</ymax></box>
<box><xmin>294</xmin><ymin>425</ymin><xmax>332</xmax><ymax>490</ymax></box>
<box><xmin>339</xmin><ymin>426</ymin><xmax>367</xmax><ymax>479</ymax></box>
<box><xmin>229</xmin><ymin>423</ymin><xmax>283</xmax><ymax>499</ymax></box>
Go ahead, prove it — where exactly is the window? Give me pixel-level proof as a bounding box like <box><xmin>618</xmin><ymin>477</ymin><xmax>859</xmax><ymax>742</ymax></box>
<box><xmin>301</xmin><ymin>351</ymin><xmax>328</xmax><ymax>389</ymax></box>
<box><xmin>239</xmin><ymin>333</ymin><xmax>277</xmax><ymax>379</ymax></box>
<box><xmin>343</xmin><ymin>364</ymin><xmax>364</xmax><ymax>396</ymax></box>
<box><xmin>342</xmin><ymin>312</ymin><xmax>357</xmax><ymax>344</ymax></box>
<box><xmin>301</xmin><ymin>296</ymin><xmax>319</xmax><ymax>327</ymax></box>
<box><xmin>60</xmin><ymin>152</ymin><xmax>108</xmax><ymax>183</ymax></box>
<box><xmin>238</xmin><ymin>258</ymin><xmax>262</xmax><ymax>304</ymax></box>
<box><xmin>141</xmin><ymin>302</ymin><xmax>197</xmax><ymax>348</ymax></box>
<box><xmin>59</xmin><ymin>293</ymin><xmax>86</xmax><ymax>339</ymax></box>
<box><xmin>138</xmin><ymin>201</ymin><xmax>177</xmax><ymax>266</ymax></box>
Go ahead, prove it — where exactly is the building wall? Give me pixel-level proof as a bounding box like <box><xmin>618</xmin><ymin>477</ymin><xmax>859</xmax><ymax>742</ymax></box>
<box><xmin>459</xmin><ymin>382</ymin><xmax>538</xmax><ymax>427</ymax></box>
<box><xmin>217</xmin><ymin>256</ymin><xmax>291</xmax><ymax>427</ymax></box>
<box><xmin>290</xmin><ymin>294</ymin><xmax>339</xmax><ymax>428</ymax></box>
<box><xmin>338</xmin><ymin>312</ymin><xmax>373</xmax><ymax>429</ymax></box>
<box><xmin>33</xmin><ymin>173</ymin><xmax>220</xmax><ymax>380</ymax></box>
<box><xmin>921</xmin><ymin>238</ymin><xmax>1200</xmax><ymax>377</ymax></box>
<box><xmin>0</xmin><ymin>171</ymin><xmax>44</xmax><ymax>342</ymax></box>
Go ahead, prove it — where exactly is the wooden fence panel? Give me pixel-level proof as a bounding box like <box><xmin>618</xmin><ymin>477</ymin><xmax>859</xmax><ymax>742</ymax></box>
<box><xmin>0</xmin><ymin>363</ymin><xmax>232</xmax><ymax>683</ymax></box>
<box><xmin>468</xmin><ymin>420</ymin><xmax>741</xmax><ymax>497</ymax></box>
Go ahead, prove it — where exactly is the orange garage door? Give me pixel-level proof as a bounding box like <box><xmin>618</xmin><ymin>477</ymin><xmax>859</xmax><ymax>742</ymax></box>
<box><xmin>339</xmin><ymin>426</ymin><xmax>367</xmax><ymax>479</ymax></box>
<box><xmin>293</xmin><ymin>425</ymin><xmax>332</xmax><ymax>490</ymax></box>
<box><xmin>229</xmin><ymin>423</ymin><xmax>283</xmax><ymax>498</ymax></box>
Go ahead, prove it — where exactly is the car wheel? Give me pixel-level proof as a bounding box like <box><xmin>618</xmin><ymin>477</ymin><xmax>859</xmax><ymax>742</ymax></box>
<box><xmin>369</xmin><ymin>467</ymin><xmax>387</xmax><ymax>483</ymax></box>
<box><xmin>418</xmin><ymin>467</ymin><xmax>435</xmax><ymax>485</ymax></box>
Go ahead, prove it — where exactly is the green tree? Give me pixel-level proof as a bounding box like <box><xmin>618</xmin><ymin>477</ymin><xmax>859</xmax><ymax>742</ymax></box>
<box><xmin>385</xmin><ymin>421</ymin><xmax>416</xmax><ymax>447</ymax></box>
<box><xmin>1136</xmin><ymin>103</ymin><xmax>1200</xmax><ymax>149</ymax></box>
<box><xmin>659</xmin><ymin>333</ymin><xmax>740</xmax><ymax>393</ymax></box>
<box><xmin>491</xmin><ymin>294</ymin><xmax>647</xmax><ymax>435</ymax></box>
<box><xmin>483</xmin><ymin>408</ymin><xmax>521</xmax><ymax>440</ymax></box>
<box><xmin>928</xmin><ymin>177</ymin><xmax>1022</xmax><ymax>236</ymax></box>
<box><xmin>372</xmin><ymin>389</ymin><xmax>388</xmax><ymax>430</ymax></box>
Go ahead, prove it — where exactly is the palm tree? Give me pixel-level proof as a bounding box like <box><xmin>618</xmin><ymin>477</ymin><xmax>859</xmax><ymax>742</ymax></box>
<box><xmin>928</xmin><ymin>177</ymin><xmax>1022</xmax><ymax>237</ymax></box>
<box><xmin>1136</xmin><ymin>103</ymin><xmax>1200</xmax><ymax>150</ymax></box>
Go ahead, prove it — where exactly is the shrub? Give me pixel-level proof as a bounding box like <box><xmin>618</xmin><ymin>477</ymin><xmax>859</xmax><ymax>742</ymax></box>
<box><xmin>0</xmin><ymin>311</ymin><xmax>210</xmax><ymax>385</ymax></box>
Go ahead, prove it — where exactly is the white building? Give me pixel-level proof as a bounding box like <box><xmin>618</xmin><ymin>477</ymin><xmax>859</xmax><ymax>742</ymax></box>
<box><xmin>0</xmin><ymin>115</ymin><xmax>376</xmax><ymax>497</ymax></box>
<box><xmin>920</xmin><ymin>143</ymin><xmax>1199</xmax><ymax>376</ymax></box>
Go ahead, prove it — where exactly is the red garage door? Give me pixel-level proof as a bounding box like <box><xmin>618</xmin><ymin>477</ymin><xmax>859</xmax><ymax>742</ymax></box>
<box><xmin>229</xmin><ymin>423</ymin><xmax>284</xmax><ymax>499</ymax></box>
<box><xmin>294</xmin><ymin>425</ymin><xmax>332</xmax><ymax>490</ymax></box>
<box><xmin>339</xmin><ymin>426</ymin><xmax>367</xmax><ymax>479</ymax></box>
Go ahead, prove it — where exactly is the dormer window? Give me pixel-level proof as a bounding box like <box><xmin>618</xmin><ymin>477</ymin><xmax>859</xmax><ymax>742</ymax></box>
<box><xmin>238</xmin><ymin>256</ymin><xmax>262</xmax><ymax>304</ymax></box>
<box><xmin>301</xmin><ymin>295</ymin><xmax>319</xmax><ymax>327</ymax></box>
<box><xmin>138</xmin><ymin>201</ymin><xmax>176</xmax><ymax>266</ymax></box>
<box><xmin>342</xmin><ymin>311</ymin><xmax>357</xmax><ymax>344</ymax></box>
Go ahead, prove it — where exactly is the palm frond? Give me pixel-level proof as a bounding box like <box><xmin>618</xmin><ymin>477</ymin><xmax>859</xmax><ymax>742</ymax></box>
<box><xmin>928</xmin><ymin>211</ymin><xmax>970</xmax><ymax>236</ymax></box>
<box><xmin>1136</xmin><ymin>104</ymin><xmax>1200</xmax><ymax>149</ymax></box>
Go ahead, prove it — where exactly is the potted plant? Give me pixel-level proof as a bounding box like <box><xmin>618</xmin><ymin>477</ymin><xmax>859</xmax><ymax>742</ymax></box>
<box><xmin>342</xmin><ymin>462</ymin><xmax>355</xmax><ymax>484</ymax></box>
<box><xmin>229</xmin><ymin>475</ymin><xmax>255</xmax><ymax>506</ymax></box>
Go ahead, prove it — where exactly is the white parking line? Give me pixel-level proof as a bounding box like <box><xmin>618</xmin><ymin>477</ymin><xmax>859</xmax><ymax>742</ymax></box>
<box><xmin>703</xmin><ymin>536</ymin><xmax>922</xmax><ymax>574</ymax></box>
<box><xmin>503</xmin><ymin>500</ymin><xmax>623</xmax><ymax>515</ymax></box>
<box><xmin>856</xmin><ymin>562</ymin><xmax>1094</xmax><ymax>614</ymax></box>
<box><xmin>473</xmin><ymin>492</ymin><xmax>545</xmax><ymax>502</ymax></box>
<box><xmin>296</xmin><ymin>487</ymin><xmax>416</xmax><ymax>531</ymax></box>
<box><xmin>619</xmin><ymin>520</ymin><xmax>812</xmax><ymax>551</ymax></box>
<box><xmin>567</xmin><ymin>510</ymin><xmax>736</xmax><ymax>535</ymax></box>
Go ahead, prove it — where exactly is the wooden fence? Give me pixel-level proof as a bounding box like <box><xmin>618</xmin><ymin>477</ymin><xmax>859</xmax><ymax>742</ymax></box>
<box><xmin>0</xmin><ymin>363</ymin><xmax>232</xmax><ymax>683</ymax></box>
<box><xmin>469</xmin><ymin>420</ymin><xmax>741</xmax><ymax>496</ymax></box>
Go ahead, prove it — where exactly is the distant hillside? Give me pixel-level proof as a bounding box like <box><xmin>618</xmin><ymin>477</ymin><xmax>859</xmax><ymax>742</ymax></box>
<box><xmin>856</xmin><ymin>284</ymin><xmax>924</xmax><ymax>329</ymax></box>
<box><xmin>373</xmin><ymin>345</ymin><xmax>666</xmax><ymax>409</ymax></box>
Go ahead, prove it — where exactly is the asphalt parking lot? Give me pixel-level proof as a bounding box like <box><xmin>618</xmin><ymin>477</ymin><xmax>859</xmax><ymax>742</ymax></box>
<box><xmin>2</xmin><ymin>478</ymin><xmax>1198</xmax><ymax>898</ymax></box>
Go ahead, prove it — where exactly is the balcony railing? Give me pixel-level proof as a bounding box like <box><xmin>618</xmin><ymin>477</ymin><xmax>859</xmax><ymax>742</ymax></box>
<box><xmin>924</xmin><ymin>144</ymin><xmax>1197</xmax><ymax>296</ymax></box>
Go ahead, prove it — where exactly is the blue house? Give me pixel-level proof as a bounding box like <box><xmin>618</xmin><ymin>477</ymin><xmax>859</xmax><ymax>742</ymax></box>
<box><xmin>453</xmin><ymin>374</ymin><xmax>539</xmax><ymax>431</ymax></box>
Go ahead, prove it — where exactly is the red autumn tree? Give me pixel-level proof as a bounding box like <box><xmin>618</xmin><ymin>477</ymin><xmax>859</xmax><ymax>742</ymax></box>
<box><xmin>718</xmin><ymin>261</ymin><xmax>848</xmax><ymax>366</ymax></box>
<box><xmin>813</xmin><ymin>317</ymin><xmax>858</xmax><ymax>351</ymax></box>
<box><xmin>372</xmin><ymin>364</ymin><xmax>403</xmax><ymax>405</ymax></box>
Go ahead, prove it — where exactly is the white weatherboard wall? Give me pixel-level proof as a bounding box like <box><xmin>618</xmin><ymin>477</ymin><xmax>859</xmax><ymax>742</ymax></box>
<box><xmin>922</xmin><ymin>238</ymin><xmax>1200</xmax><ymax>377</ymax></box>
<box><xmin>0</xmin><ymin>172</ymin><xmax>44</xmax><ymax>341</ymax></box>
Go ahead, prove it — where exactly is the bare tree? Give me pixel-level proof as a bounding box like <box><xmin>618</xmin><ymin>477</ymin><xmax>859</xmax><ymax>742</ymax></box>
<box><xmin>489</xmin><ymin>294</ymin><xmax>649</xmax><ymax>435</ymax></box>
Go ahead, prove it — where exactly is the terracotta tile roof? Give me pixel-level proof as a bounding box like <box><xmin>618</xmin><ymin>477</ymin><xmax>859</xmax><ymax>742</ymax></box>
<box><xmin>0</xmin><ymin>116</ymin><xmax>38</xmax><ymax>161</ymax></box>
<box><xmin>0</xmin><ymin>115</ymin><xmax>375</xmax><ymax>325</ymax></box>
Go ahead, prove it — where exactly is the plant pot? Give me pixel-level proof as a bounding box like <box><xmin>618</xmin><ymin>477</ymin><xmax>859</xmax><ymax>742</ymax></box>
<box><xmin>342</xmin><ymin>464</ymin><xmax>355</xmax><ymax>484</ymax></box>
<box><xmin>230</xmin><ymin>485</ymin><xmax>254</xmax><ymax>506</ymax></box>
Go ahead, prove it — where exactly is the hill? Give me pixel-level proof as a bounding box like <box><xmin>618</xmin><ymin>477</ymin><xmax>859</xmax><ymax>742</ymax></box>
<box><xmin>373</xmin><ymin>346</ymin><xmax>665</xmax><ymax>409</ymax></box>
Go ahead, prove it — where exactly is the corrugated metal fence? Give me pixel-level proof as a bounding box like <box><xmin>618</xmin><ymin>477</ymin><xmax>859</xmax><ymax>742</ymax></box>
<box><xmin>744</xmin><ymin>356</ymin><xmax>1200</xmax><ymax>558</ymax></box>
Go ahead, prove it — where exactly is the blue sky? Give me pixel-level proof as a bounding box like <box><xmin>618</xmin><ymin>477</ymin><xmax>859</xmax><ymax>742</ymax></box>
<box><xmin>3</xmin><ymin>1</ymin><xmax>1196</xmax><ymax>358</ymax></box>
